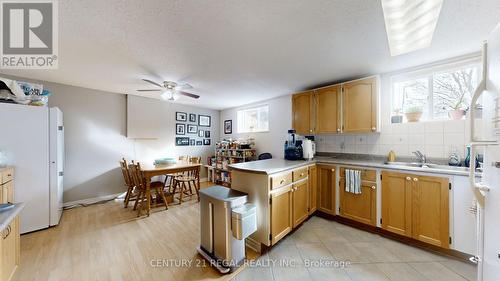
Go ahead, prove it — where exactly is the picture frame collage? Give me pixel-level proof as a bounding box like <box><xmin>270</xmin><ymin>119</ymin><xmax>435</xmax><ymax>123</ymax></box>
<box><xmin>175</xmin><ymin>112</ymin><xmax>211</xmax><ymax>146</ymax></box>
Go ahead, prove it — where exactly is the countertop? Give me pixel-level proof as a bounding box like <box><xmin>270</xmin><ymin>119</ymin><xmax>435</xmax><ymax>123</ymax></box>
<box><xmin>0</xmin><ymin>203</ymin><xmax>24</xmax><ymax>231</ymax></box>
<box><xmin>228</xmin><ymin>156</ymin><xmax>473</xmax><ymax>176</ymax></box>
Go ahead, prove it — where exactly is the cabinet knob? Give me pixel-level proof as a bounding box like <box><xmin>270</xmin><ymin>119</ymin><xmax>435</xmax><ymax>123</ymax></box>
<box><xmin>280</xmin><ymin>179</ymin><xmax>285</xmax><ymax>184</ymax></box>
<box><xmin>300</xmin><ymin>173</ymin><xmax>304</xmax><ymax>177</ymax></box>
<box><xmin>331</xmin><ymin>169</ymin><xmax>335</xmax><ymax>172</ymax></box>
<box><xmin>309</xmin><ymin>129</ymin><xmax>313</xmax><ymax>132</ymax></box>
<box><xmin>406</xmin><ymin>177</ymin><xmax>411</xmax><ymax>181</ymax></box>
<box><xmin>371</xmin><ymin>186</ymin><xmax>376</xmax><ymax>190</ymax></box>
<box><xmin>337</xmin><ymin>128</ymin><xmax>341</xmax><ymax>132</ymax></box>
<box><xmin>413</xmin><ymin>178</ymin><xmax>419</xmax><ymax>182</ymax></box>
<box><xmin>372</xmin><ymin>127</ymin><xmax>376</xmax><ymax>131</ymax></box>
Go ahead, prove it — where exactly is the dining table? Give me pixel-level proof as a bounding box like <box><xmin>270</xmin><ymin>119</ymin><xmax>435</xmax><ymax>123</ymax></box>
<box><xmin>140</xmin><ymin>162</ymin><xmax>202</xmax><ymax>216</ymax></box>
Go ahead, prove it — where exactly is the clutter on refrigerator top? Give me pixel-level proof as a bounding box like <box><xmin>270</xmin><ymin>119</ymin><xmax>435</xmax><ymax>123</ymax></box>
<box><xmin>0</xmin><ymin>77</ymin><xmax>51</xmax><ymax>106</ymax></box>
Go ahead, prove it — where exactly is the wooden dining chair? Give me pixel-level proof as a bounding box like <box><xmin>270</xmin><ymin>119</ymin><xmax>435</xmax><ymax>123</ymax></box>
<box><xmin>129</xmin><ymin>162</ymin><xmax>169</xmax><ymax>216</ymax></box>
<box><xmin>171</xmin><ymin>156</ymin><xmax>201</xmax><ymax>204</ymax></box>
<box><xmin>120</xmin><ymin>158</ymin><xmax>137</xmax><ymax>208</ymax></box>
<box><xmin>164</xmin><ymin>155</ymin><xmax>191</xmax><ymax>193</ymax></box>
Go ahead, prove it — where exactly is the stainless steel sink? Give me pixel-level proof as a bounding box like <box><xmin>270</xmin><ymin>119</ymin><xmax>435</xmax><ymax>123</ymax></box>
<box><xmin>384</xmin><ymin>161</ymin><xmax>470</xmax><ymax>172</ymax></box>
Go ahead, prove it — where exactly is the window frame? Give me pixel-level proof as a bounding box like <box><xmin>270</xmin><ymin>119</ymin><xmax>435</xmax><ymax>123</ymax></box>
<box><xmin>390</xmin><ymin>57</ymin><xmax>482</xmax><ymax>122</ymax></box>
<box><xmin>236</xmin><ymin>104</ymin><xmax>270</xmax><ymax>133</ymax></box>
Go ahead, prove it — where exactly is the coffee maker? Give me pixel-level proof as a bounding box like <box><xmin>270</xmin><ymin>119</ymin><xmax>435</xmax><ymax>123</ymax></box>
<box><xmin>284</xmin><ymin>130</ymin><xmax>303</xmax><ymax>160</ymax></box>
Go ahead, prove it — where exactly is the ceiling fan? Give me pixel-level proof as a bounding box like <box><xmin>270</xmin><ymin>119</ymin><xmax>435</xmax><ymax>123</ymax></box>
<box><xmin>137</xmin><ymin>79</ymin><xmax>200</xmax><ymax>101</ymax></box>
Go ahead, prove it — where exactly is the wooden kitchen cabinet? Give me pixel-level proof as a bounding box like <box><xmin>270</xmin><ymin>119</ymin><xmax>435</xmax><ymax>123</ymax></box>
<box><xmin>270</xmin><ymin>186</ymin><xmax>293</xmax><ymax>244</ymax></box>
<box><xmin>317</xmin><ymin>165</ymin><xmax>336</xmax><ymax>215</ymax></box>
<box><xmin>0</xmin><ymin>168</ymin><xmax>14</xmax><ymax>204</ymax></box>
<box><xmin>292</xmin><ymin>91</ymin><xmax>314</xmax><ymax>135</ymax></box>
<box><xmin>412</xmin><ymin>175</ymin><xmax>449</xmax><ymax>248</ymax></box>
<box><xmin>342</xmin><ymin>77</ymin><xmax>378</xmax><ymax>133</ymax></box>
<box><xmin>0</xmin><ymin>216</ymin><xmax>20</xmax><ymax>281</ymax></box>
<box><xmin>315</xmin><ymin>85</ymin><xmax>340</xmax><ymax>134</ymax></box>
<box><xmin>308</xmin><ymin>165</ymin><xmax>317</xmax><ymax>215</ymax></box>
<box><xmin>381</xmin><ymin>171</ymin><xmax>449</xmax><ymax>248</ymax></box>
<box><xmin>381</xmin><ymin>171</ymin><xmax>412</xmax><ymax>237</ymax></box>
<box><xmin>339</xmin><ymin>169</ymin><xmax>377</xmax><ymax>226</ymax></box>
<box><xmin>292</xmin><ymin>180</ymin><xmax>309</xmax><ymax>227</ymax></box>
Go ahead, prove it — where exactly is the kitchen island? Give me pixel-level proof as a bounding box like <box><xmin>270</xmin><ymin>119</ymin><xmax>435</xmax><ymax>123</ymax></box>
<box><xmin>229</xmin><ymin>156</ymin><xmax>477</xmax><ymax>257</ymax></box>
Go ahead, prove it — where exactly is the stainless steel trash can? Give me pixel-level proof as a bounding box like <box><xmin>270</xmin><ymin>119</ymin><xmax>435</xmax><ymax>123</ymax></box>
<box><xmin>231</xmin><ymin>204</ymin><xmax>257</xmax><ymax>240</ymax></box>
<box><xmin>197</xmin><ymin>185</ymin><xmax>249</xmax><ymax>273</ymax></box>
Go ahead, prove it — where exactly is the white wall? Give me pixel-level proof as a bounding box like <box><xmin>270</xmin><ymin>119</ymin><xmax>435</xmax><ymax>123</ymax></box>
<box><xmin>219</xmin><ymin>95</ymin><xmax>292</xmax><ymax>158</ymax></box>
<box><xmin>128</xmin><ymin>95</ymin><xmax>219</xmax><ymax>169</ymax></box>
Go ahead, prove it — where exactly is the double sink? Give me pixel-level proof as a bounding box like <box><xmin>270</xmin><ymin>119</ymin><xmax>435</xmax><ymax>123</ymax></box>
<box><xmin>384</xmin><ymin>161</ymin><xmax>471</xmax><ymax>172</ymax></box>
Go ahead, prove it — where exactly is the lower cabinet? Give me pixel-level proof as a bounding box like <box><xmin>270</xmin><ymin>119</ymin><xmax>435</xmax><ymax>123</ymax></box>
<box><xmin>381</xmin><ymin>171</ymin><xmax>449</xmax><ymax>248</ymax></box>
<box><xmin>0</xmin><ymin>216</ymin><xmax>20</xmax><ymax>281</ymax></box>
<box><xmin>270</xmin><ymin>186</ymin><xmax>293</xmax><ymax>245</ymax></box>
<box><xmin>292</xmin><ymin>180</ymin><xmax>309</xmax><ymax>228</ymax></box>
<box><xmin>317</xmin><ymin>165</ymin><xmax>336</xmax><ymax>215</ymax></box>
<box><xmin>308</xmin><ymin>165</ymin><xmax>317</xmax><ymax>215</ymax></box>
<box><xmin>339</xmin><ymin>178</ymin><xmax>377</xmax><ymax>226</ymax></box>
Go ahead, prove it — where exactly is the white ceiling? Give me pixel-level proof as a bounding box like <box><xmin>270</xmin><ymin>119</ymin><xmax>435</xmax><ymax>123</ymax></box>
<box><xmin>2</xmin><ymin>0</ymin><xmax>500</xmax><ymax>110</ymax></box>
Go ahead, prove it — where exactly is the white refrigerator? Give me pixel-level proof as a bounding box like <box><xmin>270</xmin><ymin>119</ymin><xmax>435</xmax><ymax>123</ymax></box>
<box><xmin>469</xmin><ymin>22</ymin><xmax>500</xmax><ymax>281</ymax></box>
<box><xmin>0</xmin><ymin>103</ymin><xmax>64</xmax><ymax>234</ymax></box>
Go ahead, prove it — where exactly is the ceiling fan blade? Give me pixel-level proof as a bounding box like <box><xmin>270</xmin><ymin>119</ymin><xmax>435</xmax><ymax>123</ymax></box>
<box><xmin>176</xmin><ymin>82</ymin><xmax>193</xmax><ymax>90</ymax></box>
<box><xmin>142</xmin><ymin>79</ymin><xmax>163</xmax><ymax>88</ymax></box>
<box><xmin>178</xmin><ymin>91</ymin><xmax>200</xmax><ymax>99</ymax></box>
<box><xmin>137</xmin><ymin>89</ymin><xmax>162</xmax><ymax>92</ymax></box>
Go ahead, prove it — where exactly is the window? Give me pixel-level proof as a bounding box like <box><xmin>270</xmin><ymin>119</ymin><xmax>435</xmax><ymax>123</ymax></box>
<box><xmin>391</xmin><ymin>59</ymin><xmax>481</xmax><ymax>122</ymax></box>
<box><xmin>237</xmin><ymin>105</ymin><xmax>269</xmax><ymax>133</ymax></box>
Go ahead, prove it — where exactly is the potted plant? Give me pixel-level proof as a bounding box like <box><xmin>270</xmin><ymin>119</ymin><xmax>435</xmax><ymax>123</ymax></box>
<box><xmin>405</xmin><ymin>106</ymin><xmax>423</xmax><ymax>122</ymax></box>
<box><xmin>391</xmin><ymin>108</ymin><xmax>403</xmax><ymax>124</ymax></box>
<box><xmin>448</xmin><ymin>102</ymin><xmax>467</xmax><ymax>120</ymax></box>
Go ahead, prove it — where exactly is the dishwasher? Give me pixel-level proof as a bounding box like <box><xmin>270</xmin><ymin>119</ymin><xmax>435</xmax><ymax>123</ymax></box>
<box><xmin>197</xmin><ymin>185</ymin><xmax>257</xmax><ymax>273</ymax></box>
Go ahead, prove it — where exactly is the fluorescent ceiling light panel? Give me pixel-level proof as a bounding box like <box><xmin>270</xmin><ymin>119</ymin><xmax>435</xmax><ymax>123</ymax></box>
<box><xmin>381</xmin><ymin>0</ymin><xmax>443</xmax><ymax>56</ymax></box>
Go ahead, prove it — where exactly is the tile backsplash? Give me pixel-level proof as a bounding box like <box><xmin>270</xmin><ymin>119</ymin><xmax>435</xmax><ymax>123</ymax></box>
<box><xmin>316</xmin><ymin>120</ymin><xmax>471</xmax><ymax>159</ymax></box>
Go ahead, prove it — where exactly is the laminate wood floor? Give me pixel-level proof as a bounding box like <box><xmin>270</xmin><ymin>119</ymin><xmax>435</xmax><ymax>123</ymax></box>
<box><xmin>13</xmin><ymin>182</ymin><xmax>254</xmax><ymax>281</ymax></box>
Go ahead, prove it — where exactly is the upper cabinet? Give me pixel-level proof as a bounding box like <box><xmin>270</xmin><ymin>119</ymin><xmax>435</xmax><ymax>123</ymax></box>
<box><xmin>315</xmin><ymin>85</ymin><xmax>341</xmax><ymax>134</ymax></box>
<box><xmin>342</xmin><ymin>77</ymin><xmax>378</xmax><ymax>133</ymax></box>
<box><xmin>292</xmin><ymin>91</ymin><xmax>314</xmax><ymax>135</ymax></box>
<box><xmin>291</xmin><ymin>76</ymin><xmax>379</xmax><ymax>135</ymax></box>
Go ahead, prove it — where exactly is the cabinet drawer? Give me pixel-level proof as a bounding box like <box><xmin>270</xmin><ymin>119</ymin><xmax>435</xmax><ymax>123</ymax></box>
<box><xmin>292</xmin><ymin>167</ymin><xmax>308</xmax><ymax>182</ymax></box>
<box><xmin>271</xmin><ymin>172</ymin><xmax>293</xmax><ymax>190</ymax></box>
<box><xmin>340</xmin><ymin>167</ymin><xmax>376</xmax><ymax>182</ymax></box>
<box><xmin>1</xmin><ymin>168</ymin><xmax>13</xmax><ymax>184</ymax></box>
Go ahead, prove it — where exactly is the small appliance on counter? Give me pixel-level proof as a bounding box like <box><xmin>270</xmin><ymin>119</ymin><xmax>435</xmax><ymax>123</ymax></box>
<box><xmin>284</xmin><ymin>129</ymin><xmax>303</xmax><ymax>160</ymax></box>
<box><xmin>303</xmin><ymin>136</ymin><xmax>316</xmax><ymax>160</ymax></box>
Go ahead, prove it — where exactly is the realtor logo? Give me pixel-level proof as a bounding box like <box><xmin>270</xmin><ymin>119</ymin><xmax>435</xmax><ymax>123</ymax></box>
<box><xmin>0</xmin><ymin>0</ymin><xmax>58</xmax><ymax>69</ymax></box>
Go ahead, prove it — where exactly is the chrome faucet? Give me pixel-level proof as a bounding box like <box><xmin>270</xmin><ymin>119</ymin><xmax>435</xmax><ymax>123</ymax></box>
<box><xmin>413</xmin><ymin>150</ymin><xmax>426</xmax><ymax>164</ymax></box>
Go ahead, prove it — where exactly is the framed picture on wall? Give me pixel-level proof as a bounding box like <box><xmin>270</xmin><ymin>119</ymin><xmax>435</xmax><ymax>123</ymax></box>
<box><xmin>176</xmin><ymin>123</ymin><xmax>186</xmax><ymax>135</ymax></box>
<box><xmin>196</xmin><ymin>141</ymin><xmax>203</xmax><ymax>146</ymax></box>
<box><xmin>205</xmin><ymin>131</ymin><xmax>210</xmax><ymax>138</ymax></box>
<box><xmin>203</xmin><ymin>139</ymin><xmax>211</xmax><ymax>146</ymax></box>
<box><xmin>224</xmin><ymin>120</ymin><xmax>232</xmax><ymax>134</ymax></box>
<box><xmin>198</xmin><ymin>130</ymin><xmax>204</xmax><ymax>137</ymax></box>
<box><xmin>187</xmin><ymin>124</ymin><xmax>198</xmax><ymax>134</ymax></box>
<box><xmin>189</xmin><ymin>114</ymin><xmax>196</xmax><ymax>122</ymax></box>
<box><xmin>175</xmin><ymin>137</ymin><xmax>190</xmax><ymax>146</ymax></box>
<box><xmin>198</xmin><ymin>115</ymin><xmax>211</xmax><ymax>127</ymax></box>
<box><xmin>190</xmin><ymin>139</ymin><xmax>196</xmax><ymax>146</ymax></box>
<box><xmin>176</xmin><ymin>112</ymin><xmax>187</xmax><ymax>122</ymax></box>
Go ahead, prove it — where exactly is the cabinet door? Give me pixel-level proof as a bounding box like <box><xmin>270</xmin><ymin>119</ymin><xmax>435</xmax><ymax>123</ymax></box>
<box><xmin>271</xmin><ymin>186</ymin><xmax>293</xmax><ymax>245</ymax></box>
<box><xmin>412</xmin><ymin>175</ymin><xmax>449</xmax><ymax>248</ymax></box>
<box><xmin>292</xmin><ymin>91</ymin><xmax>313</xmax><ymax>135</ymax></box>
<box><xmin>1</xmin><ymin>216</ymin><xmax>19</xmax><ymax>281</ymax></box>
<box><xmin>292</xmin><ymin>180</ymin><xmax>309</xmax><ymax>228</ymax></box>
<box><xmin>342</xmin><ymin>77</ymin><xmax>378</xmax><ymax>133</ymax></box>
<box><xmin>339</xmin><ymin>179</ymin><xmax>377</xmax><ymax>226</ymax></box>
<box><xmin>308</xmin><ymin>165</ymin><xmax>317</xmax><ymax>215</ymax></box>
<box><xmin>315</xmin><ymin>85</ymin><xmax>340</xmax><ymax>134</ymax></box>
<box><xmin>3</xmin><ymin>181</ymin><xmax>13</xmax><ymax>203</ymax></box>
<box><xmin>317</xmin><ymin>165</ymin><xmax>336</xmax><ymax>215</ymax></box>
<box><xmin>381</xmin><ymin>171</ymin><xmax>412</xmax><ymax>237</ymax></box>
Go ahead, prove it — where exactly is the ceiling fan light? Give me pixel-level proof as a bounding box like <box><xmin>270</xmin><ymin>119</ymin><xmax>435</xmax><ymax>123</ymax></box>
<box><xmin>381</xmin><ymin>0</ymin><xmax>443</xmax><ymax>56</ymax></box>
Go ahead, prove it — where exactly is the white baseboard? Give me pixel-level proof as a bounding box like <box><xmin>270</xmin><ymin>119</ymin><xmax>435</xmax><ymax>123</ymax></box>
<box><xmin>64</xmin><ymin>179</ymin><xmax>209</xmax><ymax>208</ymax></box>
<box><xmin>63</xmin><ymin>192</ymin><xmax>125</xmax><ymax>208</ymax></box>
